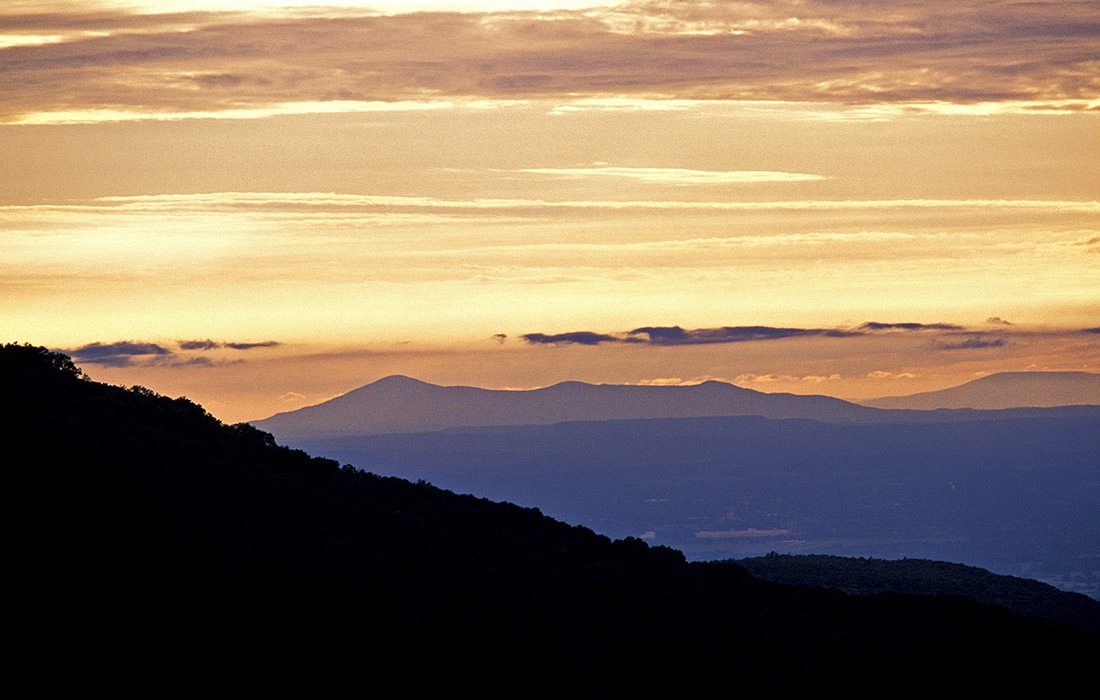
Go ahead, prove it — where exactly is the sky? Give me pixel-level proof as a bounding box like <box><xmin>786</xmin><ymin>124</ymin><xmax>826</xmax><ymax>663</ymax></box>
<box><xmin>2</xmin><ymin>0</ymin><xmax>1098</xmax><ymax>422</ymax></box>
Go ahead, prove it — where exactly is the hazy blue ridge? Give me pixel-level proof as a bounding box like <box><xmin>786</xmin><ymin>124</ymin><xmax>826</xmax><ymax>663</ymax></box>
<box><xmin>295</xmin><ymin>413</ymin><xmax>1100</xmax><ymax>598</ymax></box>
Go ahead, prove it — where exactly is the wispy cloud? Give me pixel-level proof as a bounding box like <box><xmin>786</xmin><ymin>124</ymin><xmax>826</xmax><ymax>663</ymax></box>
<box><xmin>87</xmin><ymin>192</ymin><xmax>1100</xmax><ymax>215</ymax></box>
<box><xmin>2</xmin><ymin>1</ymin><xmax>1098</xmax><ymax>122</ymax></box>
<box><xmin>866</xmin><ymin>371</ymin><xmax>918</xmax><ymax>380</ymax></box>
<box><xmin>934</xmin><ymin>336</ymin><xmax>1007</xmax><ymax>351</ymax></box>
<box><xmin>858</xmin><ymin>322</ymin><xmax>963</xmax><ymax>332</ymax></box>
<box><xmin>734</xmin><ymin>373</ymin><xmax>841</xmax><ymax>385</ymax></box>
<box><xmin>515</xmin><ymin>167</ymin><xmax>825</xmax><ymax>184</ymax></box>
<box><xmin>9</xmin><ymin>100</ymin><xmax>456</xmax><ymax>125</ymax></box>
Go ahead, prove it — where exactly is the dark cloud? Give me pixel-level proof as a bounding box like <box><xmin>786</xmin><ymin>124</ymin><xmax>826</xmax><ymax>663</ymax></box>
<box><xmin>523</xmin><ymin>324</ymin><xmax>866</xmax><ymax>347</ymax></box>
<box><xmin>859</xmin><ymin>322</ymin><xmax>964</xmax><ymax>332</ymax></box>
<box><xmin>178</xmin><ymin>339</ymin><xmax>280</xmax><ymax>351</ymax></box>
<box><xmin>521</xmin><ymin>332</ymin><xmax>619</xmax><ymax>346</ymax></box>
<box><xmin>2</xmin><ymin>1</ymin><xmax>1098</xmax><ymax>121</ymax></box>
<box><xmin>934</xmin><ymin>336</ymin><xmax>1007</xmax><ymax>350</ymax></box>
<box><xmin>224</xmin><ymin>341</ymin><xmax>280</xmax><ymax>350</ymax></box>
<box><xmin>65</xmin><ymin>338</ymin><xmax>274</xmax><ymax>367</ymax></box>
<box><xmin>626</xmin><ymin>325</ymin><xmax>859</xmax><ymax>346</ymax></box>
<box><xmin>986</xmin><ymin>317</ymin><xmax>1014</xmax><ymax>326</ymax></box>
<box><xmin>178</xmin><ymin>339</ymin><xmax>221</xmax><ymax>351</ymax></box>
<box><xmin>1084</xmin><ymin>327</ymin><xmax>1100</xmax><ymax>334</ymax></box>
<box><xmin>491</xmin><ymin>333</ymin><xmax>508</xmax><ymax>344</ymax></box>
<box><xmin>66</xmin><ymin>341</ymin><xmax>170</xmax><ymax>367</ymax></box>
<box><xmin>520</xmin><ymin>320</ymin><xmax>1007</xmax><ymax>348</ymax></box>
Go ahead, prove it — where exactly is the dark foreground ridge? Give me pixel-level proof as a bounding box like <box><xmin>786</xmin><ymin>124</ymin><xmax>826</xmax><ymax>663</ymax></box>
<box><xmin>5</xmin><ymin>344</ymin><xmax>1096</xmax><ymax>688</ymax></box>
<box><xmin>737</xmin><ymin>554</ymin><xmax>1100</xmax><ymax>632</ymax></box>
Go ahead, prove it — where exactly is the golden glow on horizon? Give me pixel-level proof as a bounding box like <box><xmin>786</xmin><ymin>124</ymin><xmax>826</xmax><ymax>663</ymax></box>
<box><xmin>7</xmin><ymin>100</ymin><xmax>458</xmax><ymax>126</ymax></box>
<box><xmin>513</xmin><ymin>167</ymin><xmax>827</xmax><ymax>184</ymax></box>
<box><xmin>77</xmin><ymin>331</ymin><xmax>1100</xmax><ymax>424</ymax></box>
<box><xmin>84</xmin><ymin>192</ymin><xmax>1100</xmax><ymax>213</ymax></box>
<box><xmin>9</xmin><ymin>98</ymin><xmax>1100</xmax><ymax>126</ymax></box>
<box><xmin>5</xmin><ymin>188</ymin><xmax>1097</xmax><ymax>346</ymax></box>
<box><xmin>2</xmin><ymin>0</ymin><xmax>1097</xmax><ymax>421</ymax></box>
<box><xmin>0</xmin><ymin>35</ymin><xmax>68</xmax><ymax>49</ymax></box>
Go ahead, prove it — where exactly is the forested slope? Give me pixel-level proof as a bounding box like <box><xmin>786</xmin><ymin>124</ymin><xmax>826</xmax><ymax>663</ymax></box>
<box><xmin>5</xmin><ymin>343</ymin><xmax>1095</xmax><ymax>689</ymax></box>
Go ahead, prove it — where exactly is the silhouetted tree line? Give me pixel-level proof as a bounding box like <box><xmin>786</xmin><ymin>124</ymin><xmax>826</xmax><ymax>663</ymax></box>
<box><xmin>4</xmin><ymin>343</ymin><xmax>1096</xmax><ymax>691</ymax></box>
<box><xmin>738</xmin><ymin>553</ymin><xmax>1100</xmax><ymax>632</ymax></box>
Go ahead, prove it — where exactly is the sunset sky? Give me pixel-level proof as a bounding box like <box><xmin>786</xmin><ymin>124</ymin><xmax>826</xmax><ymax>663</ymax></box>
<box><xmin>2</xmin><ymin>0</ymin><xmax>1098</xmax><ymax>421</ymax></box>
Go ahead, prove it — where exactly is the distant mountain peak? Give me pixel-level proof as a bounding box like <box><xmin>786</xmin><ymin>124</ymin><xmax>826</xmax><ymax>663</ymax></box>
<box><xmin>974</xmin><ymin>370</ymin><xmax>1096</xmax><ymax>381</ymax></box>
<box><xmin>367</xmin><ymin>374</ymin><xmax>436</xmax><ymax>388</ymax></box>
<box><xmin>862</xmin><ymin>370</ymin><xmax>1099</xmax><ymax>410</ymax></box>
<box><xmin>542</xmin><ymin>380</ymin><xmax>596</xmax><ymax>390</ymax></box>
<box><xmin>695</xmin><ymin>379</ymin><xmax>750</xmax><ymax>390</ymax></box>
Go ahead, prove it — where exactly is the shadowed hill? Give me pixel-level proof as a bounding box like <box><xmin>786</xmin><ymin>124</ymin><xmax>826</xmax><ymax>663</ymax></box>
<box><xmin>862</xmin><ymin>371</ymin><xmax>1100</xmax><ymax>409</ymax></box>
<box><xmin>737</xmin><ymin>554</ymin><xmax>1100</xmax><ymax>632</ymax></box>
<box><xmin>4</xmin><ymin>344</ymin><xmax>1096</xmax><ymax>687</ymax></box>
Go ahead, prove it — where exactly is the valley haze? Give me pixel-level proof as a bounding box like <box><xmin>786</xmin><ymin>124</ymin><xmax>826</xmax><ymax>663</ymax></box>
<box><xmin>258</xmin><ymin>372</ymin><xmax>1100</xmax><ymax>598</ymax></box>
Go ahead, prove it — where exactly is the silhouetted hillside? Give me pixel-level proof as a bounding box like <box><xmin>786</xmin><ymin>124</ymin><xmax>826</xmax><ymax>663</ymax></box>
<box><xmin>5</xmin><ymin>344</ymin><xmax>1095</xmax><ymax>688</ymax></box>
<box><xmin>737</xmin><ymin>554</ymin><xmax>1100</xmax><ymax>631</ymax></box>
<box><xmin>254</xmin><ymin>374</ymin><xmax>1099</xmax><ymax>439</ymax></box>
<box><xmin>862</xmin><ymin>371</ymin><xmax>1100</xmax><ymax>409</ymax></box>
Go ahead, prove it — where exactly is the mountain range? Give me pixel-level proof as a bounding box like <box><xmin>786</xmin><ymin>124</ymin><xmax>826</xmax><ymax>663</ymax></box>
<box><xmin>255</xmin><ymin>372</ymin><xmax>1100</xmax><ymax>440</ymax></box>
<box><xmin>6</xmin><ymin>342</ymin><xmax>1098</xmax><ymax>686</ymax></box>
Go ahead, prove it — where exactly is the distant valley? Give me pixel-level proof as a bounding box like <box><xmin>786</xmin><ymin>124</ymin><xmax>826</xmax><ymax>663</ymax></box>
<box><xmin>292</xmin><ymin>413</ymin><xmax>1100</xmax><ymax>597</ymax></box>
